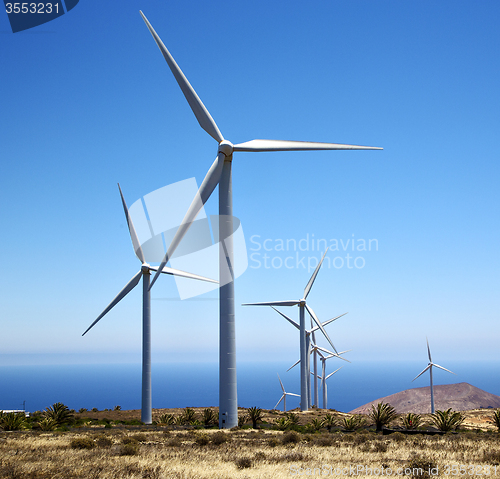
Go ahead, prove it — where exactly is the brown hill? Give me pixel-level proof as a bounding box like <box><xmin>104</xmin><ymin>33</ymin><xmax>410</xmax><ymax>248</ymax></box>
<box><xmin>349</xmin><ymin>382</ymin><xmax>500</xmax><ymax>414</ymax></box>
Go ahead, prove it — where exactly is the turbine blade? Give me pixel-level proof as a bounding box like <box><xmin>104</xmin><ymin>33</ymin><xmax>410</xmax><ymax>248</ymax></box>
<box><xmin>316</xmin><ymin>346</ymin><xmax>351</xmax><ymax>363</ymax></box>
<box><xmin>270</xmin><ymin>306</ymin><xmax>299</xmax><ymax>330</ymax></box>
<box><xmin>433</xmin><ymin>363</ymin><xmax>456</xmax><ymax>375</ymax></box>
<box><xmin>304</xmin><ymin>249</ymin><xmax>328</xmax><ymax>299</ymax></box>
<box><xmin>426</xmin><ymin>337</ymin><xmax>432</xmax><ymax>362</ymax></box>
<box><xmin>412</xmin><ymin>365</ymin><xmax>431</xmax><ymax>382</ymax></box>
<box><xmin>233</xmin><ymin>139</ymin><xmax>383</xmax><ymax>152</ymax></box>
<box><xmin>277</xmin><ymin>373</ymin><xmax>285</xmax><ymax>393</ymax></box>
<box><xmin>305</xmin><ymin>304</ymin><xmax>338</xmax><ymax>354</ymax></box>
<box><xmin>242</xmin><ymin>300</ymin><xmax>300</xmax><ymax>307</ymax></box>
<box><xmin>140</xmin><ymin>12</ymin><xmax>223</xmax><ymax>143</ymax></box>
<box><xmin>287</xmin><ymin>393</ymin><xmax>300</xmax><ymax>397</ymax></box>
<box><xmin>149</xmin><ymin>152</ymin><xmax>224</xmax><ymax>290</ymax></box>
<box><xmin>310</xmin><ymin>312</ymin><xmax>348</xmax><ymax>333</ymax></box>
<box><xmin>273</xmin><ymin>395</ymin><xmax>284</xmax><ymax>411</ymax></box>
<box><xmin>118</xmin><ymin>183</ymin><xmax>145</xmax><ymax>263</ymax></box>
<box><xmin>82</xmin><ymin>271</ymin><xmax>142</xmax><ymax>336</ymax></box>
<box><xmin>287</xmin><ymin>359</ymin><xmax>300</xmax><ymax>372</ymax></box>
<box><xmin>326</xmin><ymin>366</ymin><xmax>343</xmax><ymax>380</ymax></box>
<box><xmin>150</xmin><ymin>266</ymin><xmax>217</xmax><ymax>284</ymax></box>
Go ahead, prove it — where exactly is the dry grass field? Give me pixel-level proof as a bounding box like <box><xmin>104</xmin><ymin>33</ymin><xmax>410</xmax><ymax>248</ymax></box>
<box><xmin>1</xmin><ymin>408</ymin><xmax>500</xmax><ymax>479</ymax></box>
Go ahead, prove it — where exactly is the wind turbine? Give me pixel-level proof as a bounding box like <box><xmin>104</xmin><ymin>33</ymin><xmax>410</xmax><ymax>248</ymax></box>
<box><xmin>140</xmin><ymin>12</ymin><xmax>382</xmax><ymax>428</ymax></box>
<box><xmin>290</xmin><ymin>345</ymin><xmax>350</xmax><ymax>409</ymax></box>
<box><xmin>412</xmin><ymin>337</ymin><xmax>455</xmax><ymax>414</ymax></box>
<box><xmin>245</xmin><ymin>251</ymin><xmax>346</xmax><ymax>411</ymax></box>
<box><xmin>274</xmin><ymin>374</ymin><xmax>300</xmax><ymax>412</ymax></box>
<box><xmin>82</xmin><ymin>184</ymin><xmax>217</xmax><ymax>424</ymax></box>
<box><xmin>317</xmin><ymin>349</ymin><xmax>349</xmax><ymax>409</ymax></box>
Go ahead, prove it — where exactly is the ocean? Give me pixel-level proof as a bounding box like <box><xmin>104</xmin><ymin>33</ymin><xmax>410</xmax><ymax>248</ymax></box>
<box><xmin>1</xmin><ymin>360</ymin><xmax>499</xmax><ymax>414</ymax></box>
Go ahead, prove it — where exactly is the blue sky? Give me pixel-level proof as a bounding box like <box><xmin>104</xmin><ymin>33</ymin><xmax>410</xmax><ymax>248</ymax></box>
<box><xmin>1</xmin><ymin>0</ymin><xmax>499</xmax><ymax>377</ymax></box>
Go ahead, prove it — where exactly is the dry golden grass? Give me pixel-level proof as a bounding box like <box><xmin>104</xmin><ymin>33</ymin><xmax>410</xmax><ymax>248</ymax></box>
<box><xmin>1</xmin><ymin>426</ymin><xmax>500</xmax><ymax>479</ymax></box>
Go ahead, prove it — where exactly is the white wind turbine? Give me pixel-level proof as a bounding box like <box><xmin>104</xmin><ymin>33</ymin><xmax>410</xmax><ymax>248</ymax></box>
<box><xmin>82</xmin><ymin>184</ymin><xmax>217</xmax><ymax>424</ymax></box>
<box><xmin>244</xmin><ymin>250</ymin><xmax>347</xmax><ymax>411</ymax></box>
<box><xmin>290</xmin><ymin>345</ymin><xmax>350</xmax><ymax>409</ymax></box>
<box><xmin>317</xmin><ymin>349</ymin><xmax>349</xmax><ymax>409</ymax></box>
<box><xmin>412</xmin><ymin>337</ymin><xmax>455</xmax><ymax>414</ymax></box>
<box><xmin>140</xmin><ymin>12</ymin><xmax>382</xmax><ymax>428</ymax></box>
<box><xmin>274</xmin><ymin>374</ymin><xmax>300</xmax><ymax>412</ymax></box>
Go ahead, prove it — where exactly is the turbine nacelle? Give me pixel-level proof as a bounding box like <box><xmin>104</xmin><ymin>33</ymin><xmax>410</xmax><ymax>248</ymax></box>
<box><xmin>218</xmin><ymin>140</ymin><xmax>234</xmax><ymax>157</ymax></box>
<box><xmin>141</xmin><ymin>264</ymin><xmax>151</xmax><ymax>274</ymax></box>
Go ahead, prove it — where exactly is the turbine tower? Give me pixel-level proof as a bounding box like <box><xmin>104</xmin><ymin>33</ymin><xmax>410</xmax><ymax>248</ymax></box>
<box><xmin>140</xmin><ymin>12</ymin><xmax>382</xmax><ymax>427</ymax></box>
<box><xmin>274</xmin><ymin>374</ymin><xmax>300</xmax><ymax>412</ymax></box>
<box><xmin>412</xmin><ymin>337</ymin><xmax>455</xmax><ymax>413</ymax></box>
<box><xmin>82</xmin><ymin>184</ymin><xmax>216</xmax><ymax>424</ymax></box>
<box><xmin>245</xmin><ymin>251</ymin><xmax>347</xmax><ymax>411</ymax></box>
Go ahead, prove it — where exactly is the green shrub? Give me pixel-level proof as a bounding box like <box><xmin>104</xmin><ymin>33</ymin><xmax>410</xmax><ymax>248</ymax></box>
<box><xmin>489</xmin><ymin>410</ymin><xmax>500</xmax><ymax>432</ymax></box>
<box><xmin>122</xmin><ymin>437</ymin><xmax>139</xmax><ymax>445</ymax></box>
<box><xmin>402</xmin><ymin>413</ymin><xmax>421</xmax><ymax>430</ymax></box>
<box><xmin>430</xmin><ymin>409</ymin><xmax>465</xmax><ymax>432</ymax></box>
<box><xmin>342</xmin><ymin>415</ymin><xmax>366</xmax><ymax>431</ymax></box>
<box><xmin>274</xmin><ymin>417</ymin><xmax>291</xmax><ymax>431</ymax></box>
<box><xmin>114</xmin><ymin>405</ymin><xmax>121</xmax><ymax>411</ymax></box>
<box><xmin>44</xmin><ymin>403</ymin><xmax>74</xmax><ymax>427</ymax></box>
<box><xmin>202</xmin><ymin>408</ymin><xmax>218</xmax><ymax>427</ymax></box>
<box><xmin>369</xmin><ymin>403</ymin><xmax>398</xmax><ymax>432</ymax></box>
<box><xmin>157</xmin><ymin>413</ymin><xmax>175</xmax><ymax>425</ymax></box>
<box><xmin>247</xmin><ymin>407</ymin><xmax>263</xmax><ymax>429</ymax></box>
<box><xmin>0</xmin><ymin>412</ymin><xmax>26</xmax><ymax>431</ymax></box>
<box><xmin>78</xmin><ymin>408</ymin><xmax>87</xmax><ymax>413</ymax></box>
<box><xmin>70</xmin><ymin>437</ymin><xmax>95</xmax><ymax>449</ymax></box>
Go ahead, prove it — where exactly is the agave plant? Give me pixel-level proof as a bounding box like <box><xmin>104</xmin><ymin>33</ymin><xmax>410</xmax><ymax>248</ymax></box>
<box><xmin>37</xmin><ymin>417</ymin><xmax>58</xmax><ymax>431</ymax></box>
<box><xmin>0</xmin><ymin>412</ymin><xmax>26</xmax><ymax>431</ymax></box>
<box><xmin>43</xmin><ymin>402</ymin><xmax>73</xmax><ymax>427</ymax></box>
<box><xmin>156</xmin><ymin>413</ymin><xmax>175</xmax><ymax>425</ymax></box>
<box><xmin>247</xmin><ymin>407</ymin><xmax>264</xmax><ymax>429</ymax></box>
<box><xmin>274</xmin><ymin>417</ymin><xmax>291</xmax><ymax>431</ymax></box>
<box><xmin>402</xmin><ymin>412</ymin><xmax>421</xmax><ymax>430</ymax></box>
<box><xmin>489</xmin><ymin>410</ymin><xmax>500</xmax><ymax>432</ymax></box>
<box><xmin>309</xmin><ymin>418</ymin><xmax>323</xmax><ymax>432</ymax></box>
<box><xmin>369</xmin><ymin>402</ymin><xmax>398</xmax><ymax>432</ymax></box>
<box><xmin>285</xmin><ymin>412</ymin><xmax>300</xmax><ymax>425</ymax></box>
<box><xmin>430</xmin><ymin>408</ymin><xmax>465</xmax><ymax>432</ymax></box>
<box><xmin>341</xmin><ymin>415</ymin><xmax>366</xmax><ymax>431</ymax></box>
<box><xmin>180</xmin><ymin>408</ymin><xmax>197</xmax><ymax>425</ymax></box>
<box><xmin>202</xmin><ymin>408</ymin><xmax>218</xmax><ymax>427</ymax></box>
<box><xmin>322</xmin><ymin>413</ymin><xmax>337</xmax><ymax>432</ymax></box>
<box><xmin>238</xmin><ymin>414</ymin><xmax>249</xmax><ymax>428</ymax></box>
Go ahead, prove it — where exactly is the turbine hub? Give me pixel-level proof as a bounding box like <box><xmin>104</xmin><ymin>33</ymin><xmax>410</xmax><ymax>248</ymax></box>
<box><xmin>141</xmin><ymin>263</ymin><xmax>151</xmax><ymax>274</ymax></box>
<box><xmin>300</xmin><ymin>299</ymin><xmax>306</xmax><ymax>306</ymax></box>
<box><xmin>218</xmin><ymin>140</ymin><xmax>234</xmax><ymax>157</ymax></box>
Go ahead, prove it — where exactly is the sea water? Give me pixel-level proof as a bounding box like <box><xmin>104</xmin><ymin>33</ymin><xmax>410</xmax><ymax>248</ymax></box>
<box><xmin>1</xmin><ymin>360</ymin><xmax>499</xmax><ymax>414</ymax></box>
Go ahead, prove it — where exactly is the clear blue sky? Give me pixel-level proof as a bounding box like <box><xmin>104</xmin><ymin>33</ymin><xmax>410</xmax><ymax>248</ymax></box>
<box><xmin>1</xmin><ymin>1</ymin><xmax>499</xmax><ymax>370</ymax></box>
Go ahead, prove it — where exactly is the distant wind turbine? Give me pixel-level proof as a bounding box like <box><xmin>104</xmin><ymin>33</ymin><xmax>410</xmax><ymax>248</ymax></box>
<box><xmin>82</xmin><ymin>184</ymin><xmax>216</xmax><ymax>424</ymax></box>
<box><xmin>139</xmin><ymin>11</ymin><xmax>382</xmax><ymax>427</ymax></box>
<box><xmin>317</xmin><ymin>349</ymin><xmax>349</xmax><ymax>409</ymax></box>
<box><xmin>412</xmin><ymin>337</ymin><xmax>455</xmax><ymax>414</ymax></box>
<box><xmin>274</xmin><ymin>374</ymin><xmax>300</xmax><ymax>412</ymax></box>
<box><xmin>244</xmin><ymin>250</ymin><xmax>345</xmax><ymax>411</ymax></box>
